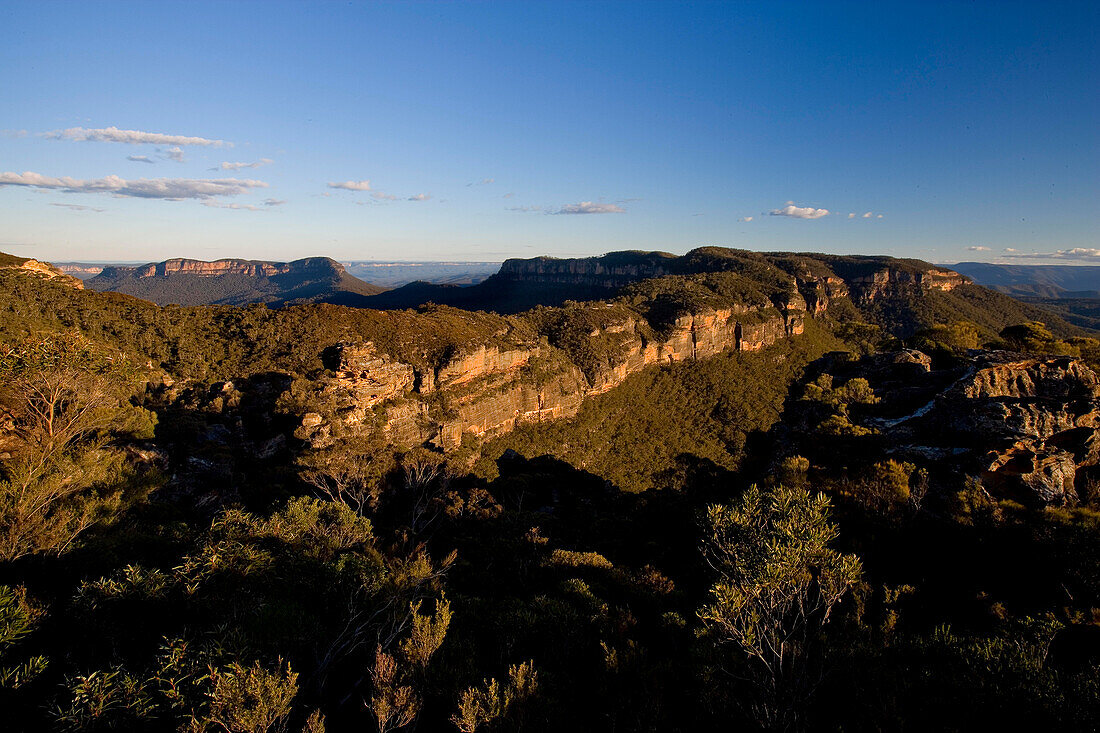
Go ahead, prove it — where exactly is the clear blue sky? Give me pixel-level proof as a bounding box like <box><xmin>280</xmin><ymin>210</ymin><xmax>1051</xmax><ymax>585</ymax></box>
<box><xmin>1</xmin><ymin>1</ymin><xmax>1097</xmax><ymax>264</ymax></box>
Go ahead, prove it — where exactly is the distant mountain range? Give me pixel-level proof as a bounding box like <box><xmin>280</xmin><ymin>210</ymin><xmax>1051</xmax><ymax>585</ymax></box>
<box><xmin>341</xmin><ymin>261</ymin><xmax>499</xmax><ymax>287</ymax></box>
<box><xmin>86</xmin><ymin>257</ymin><xmax>386</xmax><ymax>306</ymax></box>
<box><xmin>949</xmin><ymin>262</ymin><xmax>1100</xmax><ymax>299</ymax></box>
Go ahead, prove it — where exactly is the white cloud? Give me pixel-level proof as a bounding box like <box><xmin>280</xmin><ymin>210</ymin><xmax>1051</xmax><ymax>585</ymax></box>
<box><xmin>739</xmin><ymin>216</ymin><xmax>753</xmax><ymax>222</ymax></box>
<box><xmin>1004</xmin><ymin>248</ymin><xmax>1018</xmax><ymax>252</ymax></box>
<box><xmin>127</xmin><ymin>155</ymin><xmax>154</xmax><ymax>164</ymax></box>
<box><xmin>371</xmin><ymin>191</ymin><xmax>399</xmax><ymax>201</ymax></box>
<box><xmin>967</xmin><ymin>246</ymin><xmax>991</xmax><ymax>252</ymax></box>
<box><xmin>551</xmin><ymin>201</ymin><xmax>625</xmax><ymax>215</ymax></box>
<box><xmin>328</xmin><ymin>180</ymin><xmax>371</xmax><ymax>191</ymax></box>
<box><xmin>49</xmin><ymin>203</ymin><xmax>105</xmax><ymax>212</ymax></box>
<box><xmin>220</xmin><ymin>158</ymin><xmax>273</xmax><ymax>170</ymax></box>
<box><xmin>263</xmin><ymin>198</ymin><xmax>286</xmax><ymax>207</ymax></box>
<box><xmin>770</xmin><ymin>202</ymin><xmax>829</xmax><ymax>219</ymax></box>
<box><xmin>877</xmin><ymin>214</ymin><xmax>883</xmax><ymax>219</ymax></box>
<box><xmin>507</xmin><ymin>205</ymin><xmax>543</xmax><ymax>213</ymax></box>
<box><xmin>161</xmin><ymin>146</ymin><xmax>185</xmax><ymax>163</ymax></box>
<box><xmin>848</xmin><ymin>213</ymin><xmax>856</xmax><ymax>219</ymax></box>
<box><xmin>202</xmin><ymin>201</ymin><xmax>262</xmax><ymax>211</ymax></box>
<box><xmin>44</xmin><ymin>126</ymin><xmax>228</xmax><ymax>146</ymax></box>
<box><xmin>408</xmin><ymin>193</ymin><xmax>431</xmax><ymax>201</ymax></box>
<box><xmin>861</xmin><ymin>212</ymin><xmax>873</xmax><ymax>218</ymax></box>
<box><xmin>1003</xmin><ymin>248</ymin><xmax>1100</xmax><ymax>261</ymax></box>
<box><xmin>0</xmin><ymin>170</ymin><xmax>267</xmax><ymax>200</ymax></box>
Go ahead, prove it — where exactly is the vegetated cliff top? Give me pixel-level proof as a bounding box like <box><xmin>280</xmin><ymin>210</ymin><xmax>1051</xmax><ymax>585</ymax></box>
<box><xmin>364</xmin><ymin>246</ymin><xmax>973</xmax><ymax>313</ymax></box>
<box><xmin>0</xmin><ymin>245</ymin><xmax>1087</xmax><ymax>385</ymax></box>
<box><xmin>86</xmin><ymin>255</ymin><xmax>386</xmax><ymax>306</ymax></box>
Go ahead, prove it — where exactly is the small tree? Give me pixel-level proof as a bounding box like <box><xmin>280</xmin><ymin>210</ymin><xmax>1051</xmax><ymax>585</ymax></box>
<box><xmin>0</xmin><ymin>334</ymin><xmax>135</xmax><ymax>561</ymax></box>
<box><xmin>698</xmin><ymin>484</ymin><xmax>862</xmax><ymax>732</ymax></box>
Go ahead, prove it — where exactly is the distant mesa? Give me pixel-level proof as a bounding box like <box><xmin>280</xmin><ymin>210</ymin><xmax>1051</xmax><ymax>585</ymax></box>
<box><xmin>86</xmin><ymin>256</ymin><xmax>386</xmax><ymax>306</ymax></box>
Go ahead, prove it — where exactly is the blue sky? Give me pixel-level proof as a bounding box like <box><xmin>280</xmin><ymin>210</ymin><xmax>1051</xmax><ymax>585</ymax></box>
<box><xmin>1</xmin><ymin>1</ymin><xmax>1097</xmax><ymax>264</ymax></box>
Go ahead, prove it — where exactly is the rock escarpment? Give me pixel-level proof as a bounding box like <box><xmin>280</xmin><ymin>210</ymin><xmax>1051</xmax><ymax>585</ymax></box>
<box><xmin>295</xmin><ymin>250</ymin><xmax>978</xmax><ymax>455</ymax></box>
<box><xmin>299</xmin><ymin>296</ymin><xmax>805</xmax><ymax>452</ymax></box>
<box><xmin>88</xmin><ymin>256</ymin><xmax>384</xmax><ymax>306</ymax></box>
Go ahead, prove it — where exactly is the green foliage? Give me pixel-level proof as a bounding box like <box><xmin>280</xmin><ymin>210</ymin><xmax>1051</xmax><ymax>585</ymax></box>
<box><xmin>0</xmin><ymin>585</ymin><xmax>48</xmax><ymax>689</ymax></box>
<box><xmin>699</xmin><ymin>484</ymin><xmax>862</xmax><ymax>730</ymax></box>
<box><xmin>844</xmin><ymin>460</ymin><xmax>915</xmax><ymax>515</ymax></box>
<box><xmin>208</xmin><ymin>659</ymin><xmax>298</xmax><ymax>733</ymax></box>
<box><xmin>910</xmin><ymin>320</ymin><xmax>983</xmax><ymax>352</ymax></box>
<box><xmin>476</xmin><ymin>320</ymin><xmax>846</xmax><ymax>491</ymax></box>
<box><xmin>451</xmin><ymin>660</ymin><xmax>539</xmax><ymax>733</ymax></box>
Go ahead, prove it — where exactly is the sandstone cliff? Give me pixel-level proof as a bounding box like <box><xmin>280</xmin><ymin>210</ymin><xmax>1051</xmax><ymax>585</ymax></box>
<box><xmin>299</xmin><ymin>294</ymin><xmax>804</xmax><ymax>452</ymax></box>
<box><xmin>88</xmin><ymin>256</ymin><xmax>385</xmax><ymax>306</ymax></box>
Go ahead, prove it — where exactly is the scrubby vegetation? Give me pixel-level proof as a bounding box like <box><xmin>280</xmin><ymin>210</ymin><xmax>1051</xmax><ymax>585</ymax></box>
<box><xmin>1</xmin><ymin>251</ymin><xmax>1099</xmax><ymax>731</ymax></box>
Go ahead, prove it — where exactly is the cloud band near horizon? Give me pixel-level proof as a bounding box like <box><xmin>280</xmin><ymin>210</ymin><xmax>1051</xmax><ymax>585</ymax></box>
<box><xmin>0</xmin><ymin>171</ymin><xmax>267</xmax><ymax>200</ymax></box>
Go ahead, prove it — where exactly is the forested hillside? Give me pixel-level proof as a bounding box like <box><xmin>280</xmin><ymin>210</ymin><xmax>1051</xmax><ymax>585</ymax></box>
<box><xmin>1</xmin><ymin>249</ymin><xmax>1099</xmax><ymax>732</ymax></box>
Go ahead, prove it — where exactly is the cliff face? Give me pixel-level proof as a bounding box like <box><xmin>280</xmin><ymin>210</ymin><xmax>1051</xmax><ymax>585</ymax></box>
<box><xmin>88</xmin><ymin>256</ymin><xmax>384</xmax><ymax>306</ymax></box>
<box><xmin>300</xmin><ymin>297</ymin><xmax>802</xmax><ymax>451</ymax></box>
<box><xmin>841</xmin><ymin>267</ymin><xmax>967</xmax><ymax>304</ymax></box>
<box><xmin>103</xmin><ymin>256</ymin><xmax>343</xmax><ymax>280</ymax></box>
<box><xmin>297</xmin><ymin>249</ymin><xmax>980</xmax><ymax>454</ymax></box>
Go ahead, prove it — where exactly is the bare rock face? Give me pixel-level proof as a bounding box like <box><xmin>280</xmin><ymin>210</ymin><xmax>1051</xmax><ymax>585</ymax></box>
<box><xmin>842</xmin><ymin>267</ymin><xmax>967</xmax><ymax>304</ymax></box>
<box><xmin>324</xmin><ymin>342</ymin><xmax>416</xmax><ymax>407</ymax></box>
<box><xmin>981</xmin><ymin>442</ymin><xmax>1079</xmax><ymax>505</ymax></box>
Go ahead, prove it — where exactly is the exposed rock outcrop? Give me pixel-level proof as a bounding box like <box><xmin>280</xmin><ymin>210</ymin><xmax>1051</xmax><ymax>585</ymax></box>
<box><xmin>798</xmin><ymin>349</ymin><xmax>1100</xmax><ymax>506</ymax></box>
<box><xmin>0</xmin><ymin>258</ymin><xmax>84</xmax><ymax>289</ymax></box>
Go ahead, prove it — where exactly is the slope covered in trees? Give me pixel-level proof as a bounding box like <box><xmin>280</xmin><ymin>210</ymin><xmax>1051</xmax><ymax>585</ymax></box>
<box><xmin>1</xmin><ymin>249</ymin><xmax>1099</xmax><ymax>731</ymax></box>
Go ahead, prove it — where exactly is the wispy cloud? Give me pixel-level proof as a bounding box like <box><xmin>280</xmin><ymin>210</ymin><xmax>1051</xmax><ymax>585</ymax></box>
<box><xmin>1</xmin><ymin>129</ymin><xmax>28</xmax><ymax>138</ymax></box>
<box><xmin>967</xmin><ymin>246</ymin><xmax>991</xmax><ymax>252</ymax></box>
<box><xmin>467</xmin><ymin>177</ymin><xmax>494</xmax><ymax>187</ymax></box>
<box><xmin>202</xmin><ymin>201</ymin><xmax>262</xmax><ymax>211</ymax></box>
<box><xmin>507</xmin><ymin>205</ymin><xmax>544</xmax><ymax>213</ymax></box>
<box><xmin>219</xmin><ymin>158</ymin><xmax>273</xmax><ymax>171</ymax></box>
<box><xmin>0</xmin><ymin>171</ymin><xmax>267</xmax><ymax>200</ymax></box>
<box><xmin>408</xmin><ymin>193</ymin><xmax>432</xmax><ymax>201</ymax></box>
<box><xmin>127</xmin><ymin>155</ymin><xmax>155</xmax><ymax>164</ymax></box>
<box><xmin>161</xmin><ymin>146</ymin><xmax>185</xmax><ymax>163</ymax></box>
<box><xmin>263</xmin><ymin>198</ymin><xmax>286</xmax><ymax>207</ymax></box>
<box><xmin>43</xmin><ymin>126</ymin><xmax>228</xmax><ymax>146</ymax></box>
<box><xmin>371</xmin><ymin>191</ymin><xmax>399</xmax><ymax>201</ymax></box>
<box><xmin>49</xmin><ymin>203</ymin><xmax>105</xmax><ymax>212</ymax></box>
<box><xmin>328</xmin><ymin>180</ymin><xmax>371</xmax><ymax>191</ymax></box>
<box><xmin>771</xmin><ymin>202</ymin><xmax>829</xmax><ymax>219</ymax></box>
<box><xmin>551</xmin><ymin>201</ymin><xmax>625</xmax><ymax>215</ymax></box>
<box><xmin>1003</xmin><ymin>248</ymin><xmax>1100</xmax><ymax>262</ymax></box>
